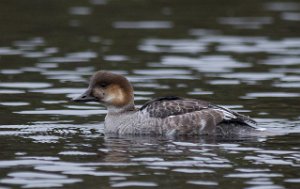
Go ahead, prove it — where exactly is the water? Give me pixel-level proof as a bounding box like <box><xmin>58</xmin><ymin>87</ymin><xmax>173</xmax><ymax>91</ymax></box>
<box><xmin>0</xmin><ymin>0</ymin><xmax>300</xmax><ymax>188</ymax></box>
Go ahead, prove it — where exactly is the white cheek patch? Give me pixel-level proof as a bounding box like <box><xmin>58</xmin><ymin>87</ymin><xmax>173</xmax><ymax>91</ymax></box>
<box><xmin>105</xmin><ymin>93</ymin><xmax>117</xmax><ymax>102</ymax></box>
<box><xmin>104</xmin><ymin>86</ymin><xmax>125</xmax><ymax>104</ymax></box>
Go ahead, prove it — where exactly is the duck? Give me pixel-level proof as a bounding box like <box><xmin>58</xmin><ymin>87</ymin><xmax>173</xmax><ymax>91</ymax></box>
<box><xmin>73</xmin><ymin>71</ymin><xmax>259</xmax><ymax>136</ymax></box>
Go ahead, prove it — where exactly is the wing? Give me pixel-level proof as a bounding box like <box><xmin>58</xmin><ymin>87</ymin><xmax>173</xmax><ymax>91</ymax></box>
<box><xmin>139</xmin><ymin>96</ymin><xmax>210</xmax><ymax>118</ymax></box>
<box><xmin>209</xmin><ymin>104</ymin><xmax>257</xmax><ymax>127</ymax></box>
<box><xmin>139</xmin><ymin>96</ymin><xmax>257</xmax><ymax>128</ymax></box>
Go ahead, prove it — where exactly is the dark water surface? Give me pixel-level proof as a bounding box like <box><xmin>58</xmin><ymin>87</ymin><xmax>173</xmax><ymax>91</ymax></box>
<box><xmin>0</xmin><ymin>0</ymin><xmax>300</xmax><ymax>188</ymax></box>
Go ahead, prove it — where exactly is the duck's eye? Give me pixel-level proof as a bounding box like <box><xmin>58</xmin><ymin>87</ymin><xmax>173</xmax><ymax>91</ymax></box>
<box><xmin>99</xmin><ymin>82</ymin><xmax>108</xmax><ymax>88</ymax></box>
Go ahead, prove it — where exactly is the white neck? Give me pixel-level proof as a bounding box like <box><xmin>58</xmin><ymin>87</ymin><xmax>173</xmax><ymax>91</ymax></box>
<box><xmin>106</xmin><ymin>103</ymin><xmax>135</xmax><ymax>114</ymax></box>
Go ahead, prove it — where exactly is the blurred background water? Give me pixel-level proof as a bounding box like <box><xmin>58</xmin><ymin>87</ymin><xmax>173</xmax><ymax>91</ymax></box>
<box><xmin>0</xmin><ymin>0</ymin><xmax>300</xmax><ymax>188</ymax></box>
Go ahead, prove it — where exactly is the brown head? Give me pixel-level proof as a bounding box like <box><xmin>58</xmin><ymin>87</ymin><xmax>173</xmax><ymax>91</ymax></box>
<box><xmin>73</xmin><ymin>71</ymin><xmax>134</xmax><ymax>109</ymax></box>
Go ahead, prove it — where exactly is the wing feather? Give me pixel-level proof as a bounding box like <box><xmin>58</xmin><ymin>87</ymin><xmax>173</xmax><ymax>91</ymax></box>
<box><xmin>139</xmin><ymin>96</ymin><xmax>257</xmax><ymax>128</ymax></box>
<box><xmin>209</xmin><ymin>104</ymin><xmax>257</xmax><ymax>127</ymax></box>
<box><xmin>140</xmin><ymin>96</ymin><xmax>209</xmax><ymax>118</ymax></box>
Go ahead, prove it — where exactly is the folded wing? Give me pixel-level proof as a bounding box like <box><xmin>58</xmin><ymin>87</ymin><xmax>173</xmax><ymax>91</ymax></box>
<box><xmin>139</xmin><ymin>96</ymin><xmax>257</xmax><ymax>135</ymax></box>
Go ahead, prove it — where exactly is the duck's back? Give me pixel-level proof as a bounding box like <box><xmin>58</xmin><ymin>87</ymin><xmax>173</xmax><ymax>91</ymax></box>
<box><xmin>138</xmin><ymin>96</ymin><xmax>257</xmax><ymax>136</ymax></box>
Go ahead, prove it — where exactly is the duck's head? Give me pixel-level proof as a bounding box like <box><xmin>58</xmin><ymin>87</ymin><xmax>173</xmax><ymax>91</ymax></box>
<box><xmin>73</xmin><ymin>71</ymin><xmax>134</xmax><ymax>109</ymax></box>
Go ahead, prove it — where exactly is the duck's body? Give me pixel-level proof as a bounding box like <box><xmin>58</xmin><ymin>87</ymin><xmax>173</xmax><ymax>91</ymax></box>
<box><xmin>73</xmin><ymin>71</ymin><xmax>258</xmax><ymax>136</ymax></box>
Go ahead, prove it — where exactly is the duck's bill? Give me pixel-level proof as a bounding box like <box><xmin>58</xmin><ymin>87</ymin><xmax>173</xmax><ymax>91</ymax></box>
<box><xmin>72</xmin><ymin>90</ymin><xmax>98</xmax><ymax>102</ymax></box>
